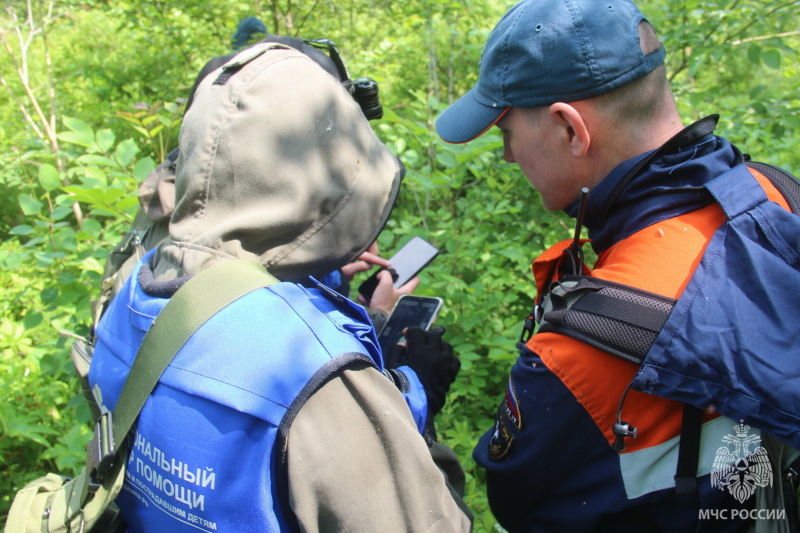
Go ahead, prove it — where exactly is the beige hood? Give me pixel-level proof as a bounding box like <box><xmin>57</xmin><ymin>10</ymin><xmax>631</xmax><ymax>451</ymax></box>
<box><xmin>152</xmin><ymin>42</ymin><xmax>402</xmax><ymax>282</ymax></box>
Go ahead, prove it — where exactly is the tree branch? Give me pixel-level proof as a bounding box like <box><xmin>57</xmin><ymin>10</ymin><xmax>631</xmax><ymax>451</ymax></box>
<box><xmin>732</xmin><ymin>30</ymin><xmax>800</xmax><ymax>45</ymax></box>
<box><xmin>727</xmin><ymin>1</ymin><xmax>799</xmax><ymax>45</ymax></box>
<box><xmin>0</xmin><ymin>72</ymin><xmax>46</xmax><ymax>141</ymax></box>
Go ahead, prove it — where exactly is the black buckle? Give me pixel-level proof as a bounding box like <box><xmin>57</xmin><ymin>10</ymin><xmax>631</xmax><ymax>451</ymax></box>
<box><xmin>86</xmin><ymin>411</ymin><xmax>115</xmax><ymax>488</ymax></box>
<box><xmin>516</xmin><ymin>311</ymin><xmax>536</xmax><ymax>351</ymax></box>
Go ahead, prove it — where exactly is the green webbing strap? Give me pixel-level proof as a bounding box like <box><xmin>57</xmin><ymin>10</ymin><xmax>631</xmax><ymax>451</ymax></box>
<box><xmin>87</xmin><ymin>260</ymin><xmax>278</xmax><ymax>480</ymax></box>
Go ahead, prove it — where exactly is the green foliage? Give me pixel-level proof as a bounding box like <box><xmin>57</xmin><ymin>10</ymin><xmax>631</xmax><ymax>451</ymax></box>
<box><xmin>0</xmin><ymin>257</ymin><xmax>93</xmax><ymax>499</ymax></box>
<box><xmin>1</xmin><ymin>0</ymin><xmax>799</xmax><ymax>530</ymax></box>
<box><xmin>652</xmin><ymin>0</ymin><xmax>800</xmax><ymax>172</ymax></box>
<box><xmin>116</xmin><ymin>100</ymin><xmax>186</xmax><ymax>164</ymax></box>
<box><xmin>0</xmin><ymin>113</ymin><xmax>155</xmax><ymax>519</ymax></box>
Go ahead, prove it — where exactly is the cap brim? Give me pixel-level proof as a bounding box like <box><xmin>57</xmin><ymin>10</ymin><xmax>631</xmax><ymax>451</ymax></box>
<box><xmin>436</xmin><ymin>87</ymin><xmax>507</xmax><ymax>144</ymax></box>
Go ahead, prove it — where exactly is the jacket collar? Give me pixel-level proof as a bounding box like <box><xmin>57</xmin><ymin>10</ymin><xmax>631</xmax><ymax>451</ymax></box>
<box><xmin>565</xmin><ymin>115</ymin><xmax>742</xmax><ymax>252</ymax></box>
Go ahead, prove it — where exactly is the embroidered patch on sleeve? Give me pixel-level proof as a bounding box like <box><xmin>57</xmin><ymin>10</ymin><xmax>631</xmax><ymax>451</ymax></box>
<box><xmin>488</xmin><ymin>377</ymin><xmax>523</xmax><ymax>461</ymax></box>
<box><xmin>503</xmin><ymin>376</ymin><xmax>523</xmax><ymax>430</ymax></box>
<box><xmin>489</xmin><ymin>416</ymin><xmax>514</xmax><ymax>461</ymax></box>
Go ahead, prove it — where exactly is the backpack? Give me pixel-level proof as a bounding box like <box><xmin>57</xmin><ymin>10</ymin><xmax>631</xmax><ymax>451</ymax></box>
<box><xmin>5</xmin><ymin>261</ymin><xmax>279</xmax><ymax>533</ymax></box>
<box><xmin>522</xmin><ymin>157</ymin><xmax>800</xmax><ymax>531</ymax></box>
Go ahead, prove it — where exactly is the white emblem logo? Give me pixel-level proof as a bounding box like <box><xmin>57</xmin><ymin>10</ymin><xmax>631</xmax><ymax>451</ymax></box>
<box><xmin>710</xmin><ymin>420</ymin><xmax>773</xmax><ymax>503</ymax></box>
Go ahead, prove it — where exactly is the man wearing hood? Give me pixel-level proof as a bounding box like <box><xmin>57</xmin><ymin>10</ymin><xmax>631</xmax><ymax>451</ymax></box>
<box><xmin>88</xmin><ymin>41</ymin><xmax>471</xmax><ymax>532</ymax></box>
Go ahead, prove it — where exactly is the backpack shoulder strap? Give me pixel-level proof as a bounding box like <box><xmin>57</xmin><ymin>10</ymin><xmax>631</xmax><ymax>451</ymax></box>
<box><xmin>746</xmin><ymin>160</ymin><xmax>800</xmax><ymax>214</ymax></box>
<box><xmin>535</xmin><ymin>275</ymin><xmax>677</xmax><ymax>366</ymax></box>
<box><xmin>86</xmin><ymin>260</ymin><xmax>278</xmax><ymax>481</ymax></box>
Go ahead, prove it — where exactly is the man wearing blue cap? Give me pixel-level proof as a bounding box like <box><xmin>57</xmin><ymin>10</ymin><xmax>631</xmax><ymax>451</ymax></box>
<box><xmin>438</xmin><ymin>0</ymin><xmax>798</xmax><ymax>531</ymax></box>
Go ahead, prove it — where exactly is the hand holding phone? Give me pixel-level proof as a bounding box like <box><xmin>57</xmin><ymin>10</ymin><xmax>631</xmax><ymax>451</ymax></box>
<box><xmin>378</xmin><ymin>294</ymin><xmax>443</xmax><ymax>352</ymax></box>
<box><xmin>340</xmin><ymin>241</ymin><xmax>391</xmax><ymax>280</ymax></box>
<box><xmin>365</xmin><ymin>270</ymin><xmax>419</xmax><ymax>316</ymax></box>
<box><xmin>358</xmin><ymin>236</ymin><xmax>439</xmax><ymax>304</ymax></box>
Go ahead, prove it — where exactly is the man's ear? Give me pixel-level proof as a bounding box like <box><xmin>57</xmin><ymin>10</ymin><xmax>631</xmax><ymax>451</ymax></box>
<box><xmin>549</xmin><ymin>102</ymin><xmax>591</xmax><ymax>157</ymax></box>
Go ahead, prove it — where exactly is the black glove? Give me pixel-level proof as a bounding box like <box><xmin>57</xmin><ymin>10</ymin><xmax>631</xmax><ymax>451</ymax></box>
<box><xmin>384</xmin><ymin>326</ymin><xmax>461</xmax><ymax>418</ymax></box>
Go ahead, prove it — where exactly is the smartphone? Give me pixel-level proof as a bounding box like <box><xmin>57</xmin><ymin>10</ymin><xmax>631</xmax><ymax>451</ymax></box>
<box><xmin>358</xmin><ymin>236</ymin><xmax>440</xmax><ymax>302</ymax></box>
<box><xmin>378</xmin><ymin>294</ymin><xmax>444</xmax><ymax>352</ymax></box>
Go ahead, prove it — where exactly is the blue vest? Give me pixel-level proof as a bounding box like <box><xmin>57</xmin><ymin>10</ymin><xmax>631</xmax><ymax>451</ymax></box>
<box><xmin>88</xmin><ymin>255</ymin><xmax>427</xmax><ymax>532</ymax></box>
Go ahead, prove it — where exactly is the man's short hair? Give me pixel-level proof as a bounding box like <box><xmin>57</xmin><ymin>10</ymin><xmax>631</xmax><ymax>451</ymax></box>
<box><xmin>590</xmin><ymin>22</ymin><xmax>672</xmax><ymax>125</ymax></box>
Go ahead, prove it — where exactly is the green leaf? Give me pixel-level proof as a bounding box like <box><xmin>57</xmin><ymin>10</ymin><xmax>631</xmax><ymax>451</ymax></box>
<box><xmin>496</xmin><ymin>247</ymin><xmax>528</xmax><ymax>262</ymax></box>
<box><xmin>749</xmin><ymin>85</ymin><xmax>766</xmax><ymax>99</ymax></box>
<box><xmin>10</xmin><ymin>224</ymin><xmax>34</xmax><ymax>235</ymax></box>
<box><xmin>689</xmin><ymin>90</ymin><xmax>705</xmax><ymax>108</ymax></box>
<box><xmin>34</xmin><ymin>251</ymin><xmax>66</xmax><ymax>265</ymax></box>
<box><xmin>62</xmin><ymin>186</ymin><xmax>106</xmax><ymax>205</ymax></box>
<box><xmin>18</xmin><ymin>193</ymin><xmax>43</xmax><ymax>215</ymax></box>
<box><xmin>80</xmin><ymin>166</ymin><xmax>109</xmax><ymax>187</ymax></box>
<box><xmin>131</xmin><ymin>125</ymin><xmax>150</xmax><ymax>137</ymax></box>
<box><xmin>89</xmin><ymin>208</ymin><xmax>122</xmax><ymax>218</ymax></box>
<box><xmin>54</xmin><ymin>227</ymin><xmax>78</xmax><ymax>252</ymax></box>
<box><xmin>9</xmin><ymin>423</ymin><xmax>60</xmax><ymax>447</ymax></box>
<box><xmin>436</xmin><ymin>152</ymin><xmax>457</xmax><ymax>167</ymax></box>
<box><xmin>79</xmin><ymin>218</ymin><xmax>103</xmax><ymax>239</ymax></box>
<box><xmin>1</xmin><ymin>250</ymin><xmax>26</xmax><ymax>268</ymax></box>
<box><xmin>148</xmin><ymin>124</ymin><xmax>165</xmax><ymax>137</ymax></box>
<box><xmin>23</xmin><ymin>311</ymin><xmax>43</xmax><ymax>329</ymax></box>
<box><xmin>762</xmin><ymin>49</ymin><xmax>781</xmax><ymax>69</ymax></box>
<box><xmin>38</xmin><ymin>164</ymin><xmax>62</xmax><ymax>191</ymax></box>
<box><xmin>76</xmin><ymin>154</ymin><xmax>118</xmax><ymax>167</ymax></box>
<box><xmin>687</xmin><ymin>51</ymin><xmax>705</xmax><ymax>79</ymax></box>
<box><xmin>96</xmin><ymin>128</ymin><xmax>116</xmax><ymax>153</ymax></box>
<box><xmin>103</xmin><ymin>188</ymin><xmax>127</xmax><ymax>204</ymax></box>
<box><xmin>133</xmin><ymin>157</ymin><xmax>157</xmax><ymax>183</ymax></box>
<box><xmin>115</xmin><ymin>138</ymin><xmax>140</xmax><ymax>167</ymax></box>
<box><xmin>115</xmin><ymin>196</ymin><xmax>140</xmax><ymax>212</ymax></box>
<box><xmin>52</xmin><ymin>206</ymin><xmax>73</xmax><ymax>221</ymax></box>
<box><xmin>59</xmin><ymin>117</ymin><xmax>97</xmax><ymax>149</ymax></box>
<box><xmin>747</xmin><ymin>44</ymin><xmax>760</xmax><ymax>65</ymax></box>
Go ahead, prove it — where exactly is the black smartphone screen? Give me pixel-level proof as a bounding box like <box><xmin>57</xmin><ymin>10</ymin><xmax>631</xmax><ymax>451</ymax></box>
<box><xmin>358</xmin><ymin>236</ymin><xmax>439</xmax><ymax>302</ymax></box>
<box><xmin>378</xmin><ymin>295</ymin><xmax>443</xmax><ymax>352</ymax></box>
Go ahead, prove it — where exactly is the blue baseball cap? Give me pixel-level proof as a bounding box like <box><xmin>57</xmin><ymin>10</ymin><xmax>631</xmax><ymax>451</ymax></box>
<box><xmin>436</xmin><ymin>0</ymin><xmax>666</xmax><ymax>144</ymax></box>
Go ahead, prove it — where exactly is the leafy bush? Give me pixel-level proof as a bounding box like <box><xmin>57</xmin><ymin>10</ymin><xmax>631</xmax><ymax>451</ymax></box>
<box><xmin>0</xmin><ymin>115</ymin><xmax>157</xmax><ymax>520</ymax></box>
